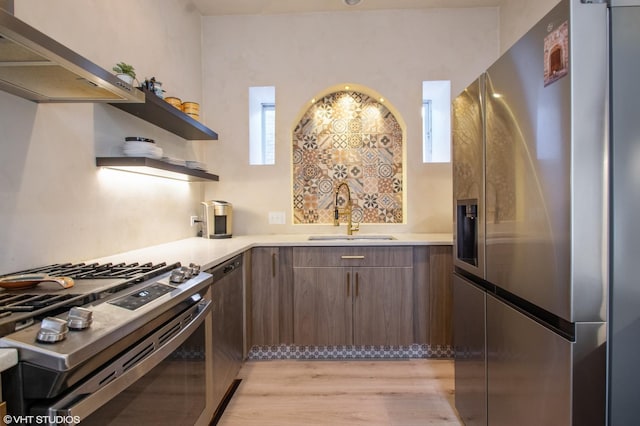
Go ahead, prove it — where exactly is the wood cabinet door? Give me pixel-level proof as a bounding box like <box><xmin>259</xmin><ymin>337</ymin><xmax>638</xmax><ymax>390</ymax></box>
<box><xmin>293</xmin><ymin>267</ymin><xmax>352</xmax><ymax>346</ymax></box>
<box><xmin>428</xmin><ymin>246</ymin><xmax>453</xmax><ymax>346</ymax></box>
<box><xmin>251</xmin><ymin>247</ymin><xmax>279</xmax><ymax>346</ymax></box>
<box><xmin>353</xmin><ymin>267</ymin><xmax>414</xmax><ymax>346</ymax></box>
<box><xmin>250</xmin><ymin>247</ymin><xmax>293</xmax><ymax>346</ymax></box>
<box><xmin>412</xmin><ymin>245</ymin><xmax>453</xmax><ymax>346</ymax></box>
<box><xmin>211</xmin><ymin>266</ymin><xmax>244</xmax><ymax>407</ymax></box>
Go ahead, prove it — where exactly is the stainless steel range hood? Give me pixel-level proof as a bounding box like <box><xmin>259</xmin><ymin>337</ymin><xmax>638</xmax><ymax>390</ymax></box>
<box><xmin>0</xmin><ymin>6</ymin><xmax>144</xmax><ymax>103</ymax></box>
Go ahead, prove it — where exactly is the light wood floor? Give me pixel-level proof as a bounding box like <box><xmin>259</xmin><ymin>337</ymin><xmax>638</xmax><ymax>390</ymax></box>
<box><xmin>217</xmin><ymin>359</ymin><xmax>463</xmax><ymax>426</ymax></box>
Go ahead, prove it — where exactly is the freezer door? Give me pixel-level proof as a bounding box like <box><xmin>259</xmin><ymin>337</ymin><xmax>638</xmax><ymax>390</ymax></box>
<box><xmin>487</xmin><ymin>294</ymin><xmax>605</xmax><ymax>426</ymax></box>
<box><xmin>487</xmin><ymin>295</ymin><xmax>571</xmax><ymax>425</ymax></box>
<box><xmin>453</xmin><ymin>274</ymin><xmax>487</xmax><ymax>426</ymax></box>
<box><xmin>452</xmin><ymin>76</ymin><xmax>485</xmax><ymax>279</ymax></box>
<box><xmin>484</xmin><ymin>0</ymin><xmax>607</xmax><ymax>323</ymax></box>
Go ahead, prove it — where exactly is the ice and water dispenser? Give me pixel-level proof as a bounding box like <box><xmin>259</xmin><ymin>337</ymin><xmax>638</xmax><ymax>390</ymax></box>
<box><xmin>456</xmin><ymin>199</ymin><xmax>478</xmax><ymax>267</ymax></box>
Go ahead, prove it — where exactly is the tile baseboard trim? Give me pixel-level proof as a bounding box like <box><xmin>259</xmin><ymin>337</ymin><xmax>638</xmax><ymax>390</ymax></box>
<box><xmin>247</xmin><ymin>343</ymin><xmax>453</xmax><ymax>360</ymax></box>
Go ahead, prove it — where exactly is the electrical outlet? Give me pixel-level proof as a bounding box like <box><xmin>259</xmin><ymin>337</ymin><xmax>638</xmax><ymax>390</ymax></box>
<box><xmin>268</xmin><ymin>211</ymin><xmax>286</xmax><ymax>225</ymax></box>
<box><xmin>190</xmin><ymin>216</ymin><xmax>199</xmax><ymax>227</ymax></box>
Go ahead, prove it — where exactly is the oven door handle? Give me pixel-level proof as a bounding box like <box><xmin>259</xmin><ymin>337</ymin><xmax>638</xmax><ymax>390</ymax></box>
<box><xmin>40</xmin><ymin>299</ymin><xmax>212</xmax><ymax>424</ymax></box>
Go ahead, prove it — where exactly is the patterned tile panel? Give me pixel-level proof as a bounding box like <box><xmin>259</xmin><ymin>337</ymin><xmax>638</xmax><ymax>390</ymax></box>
<box><xmin>247</xmin><ymin>344</ymin><xmax>453</xmax><ymax>360</ymax></box>
<box><xmin>293</xmin><ymin>90</ymin><xmax>404</xmax><ymax>224</ymax></box>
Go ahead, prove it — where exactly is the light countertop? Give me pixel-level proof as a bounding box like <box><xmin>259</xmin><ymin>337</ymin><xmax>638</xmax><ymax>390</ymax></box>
<box><xmin>91</xmin><ymin>233</ymin><xmax>453</xmax><ymax>271</ymax></box>
<box><xmin>0</xmin><ymin>349</ymin><xmax>17</xmax><ymax>373</ymax></box>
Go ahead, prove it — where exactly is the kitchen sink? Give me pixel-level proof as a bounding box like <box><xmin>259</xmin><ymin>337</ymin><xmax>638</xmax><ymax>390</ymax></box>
<box><xmin>307</xmin><ymin>234</ymin><xmax>396</xmax><ymax>241</ymax></box>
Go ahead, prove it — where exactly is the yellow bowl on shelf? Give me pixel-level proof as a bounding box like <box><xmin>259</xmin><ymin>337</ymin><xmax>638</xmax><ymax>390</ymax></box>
<box><xmin>165</xmin><ymin>97</ymin><xmax>182</xmax><ymax>109</ymax></box>
<box><xmin>182</xmin><ymin>102</ymin><xmax>200</xmax><ymax>115</ymax></box>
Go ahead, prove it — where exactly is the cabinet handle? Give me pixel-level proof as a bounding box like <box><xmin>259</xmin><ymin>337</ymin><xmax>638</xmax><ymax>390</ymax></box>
<box><xmin>347</xmin><ymin>272</ymin><xmax>351</xmax><ymax>297</ymax></box>
<box><xmin>271</xmin><ymin>252</ymin><xmax>276</xmax><ymax>278</ymax></box>
<box><xmin>341</xmin><ymin>255</ymin><xmax>365</xmax><ymax>259</ymax></box>
<box><xmin>355</xmin><ymin>272</ymin><xmax>359</xmax><ymax>297</ymax></box>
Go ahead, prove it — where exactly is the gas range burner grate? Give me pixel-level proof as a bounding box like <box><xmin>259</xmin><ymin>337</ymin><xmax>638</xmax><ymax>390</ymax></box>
<box><xmin>0</xmin><ymin>261</ymin><xmax>181</xmax><ymax>335</ymax></box>
<box><xmin>1</xmin><ymin>261</ymin><xmax>178</xmax><ymax>280</ymax></box>
<box><xmin>0</xmin><ymin>293</ymin><xmax>93</xmax><ymax>331</ymax></box>
<box><xmin>0</xmin><ymin>293</ymin><xmax>86</xmax><ymax>314</ymax></box>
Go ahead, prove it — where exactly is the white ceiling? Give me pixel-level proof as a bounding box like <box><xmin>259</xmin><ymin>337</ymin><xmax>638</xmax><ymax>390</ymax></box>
<box><xmin>192</xmin><ymin>0</ymin><xmax>502</xmax><ymax>16</ymax></box>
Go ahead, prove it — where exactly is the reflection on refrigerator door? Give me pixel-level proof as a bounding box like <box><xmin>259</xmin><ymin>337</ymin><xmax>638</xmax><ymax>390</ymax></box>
<box><xmin>453</xmin><ymin>274</ymin><xmax>486</xmax><ymax>426</ymax></box>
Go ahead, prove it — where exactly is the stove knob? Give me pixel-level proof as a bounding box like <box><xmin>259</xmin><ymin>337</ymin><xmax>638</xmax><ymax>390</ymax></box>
<box><xmin>170</xmin><ymin>269</ymin><xmax>186</xmax><ymax>283</ymax></box>
<box><xmin>189</xmin><ymin>263</ymin><xmax>201</xmax><ymax>276</ymax></box>
<box><xmin>67</xmin><ymin>307</ymin><xmax>93</xmax><ymax>330</ymax></box>
<box><xmin>37</xmin><ymin>317</ymin><xmax>69</xmax><ymax>343</ymax></box>
<box><xmin>180</xmin><ymin>266</ymin><xmax>193</xmax><ymax>279</ymax></box>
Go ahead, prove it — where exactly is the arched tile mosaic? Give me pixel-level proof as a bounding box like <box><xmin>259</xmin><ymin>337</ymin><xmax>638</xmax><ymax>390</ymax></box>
<box><xmin>292</xmin><ymin>90</ymin><xmax>404</xmax><ymax>224</ymax></box>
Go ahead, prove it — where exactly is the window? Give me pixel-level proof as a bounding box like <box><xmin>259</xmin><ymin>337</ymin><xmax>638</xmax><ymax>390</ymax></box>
<box><xmin>422</xmin><ymin>80</ymin><xmax>451</xmax><ymax>163</ymax></box>
<box><xmin>249</xmin><ymin>86</ymin><xmax>275</xmax><ymax>165</ymax></box>
<box><xmin>422</xmin><ymin>99</ymin><xmax>432</xmax><ymax>159</ymax></box>
<box><xmin>261</xmin><ymin>103</ymin><xmax>275</xmax><ymax>165</ymax></box>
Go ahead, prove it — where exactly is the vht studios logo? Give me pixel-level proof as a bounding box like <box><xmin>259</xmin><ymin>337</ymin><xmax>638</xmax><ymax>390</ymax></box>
<box><xmin>3</xmin><ymin>415</ymin><xmax>81</xmax><ymax>425</ymax></box>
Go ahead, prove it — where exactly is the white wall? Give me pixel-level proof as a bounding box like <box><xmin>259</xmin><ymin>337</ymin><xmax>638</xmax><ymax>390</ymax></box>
<box><xmin>499</xmin><ymin>0</ymin><xmax>562</xmax><ymax>53</ymax></box>
<box><xmin>0</xmin><ymin>0</ymin><xmax>206</xmax><ymax>272</ymax></box>
<box><xmin>201</xmin><ymin>8</ymin><xmax>499</xmax><ymax>236</ymax></box>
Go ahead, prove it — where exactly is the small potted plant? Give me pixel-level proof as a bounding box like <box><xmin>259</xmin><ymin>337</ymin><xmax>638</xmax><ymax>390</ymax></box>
<box><xmin>112</xmin><ymin>62</ymin><xmax>136</xmax><ymax>85</ymax></box>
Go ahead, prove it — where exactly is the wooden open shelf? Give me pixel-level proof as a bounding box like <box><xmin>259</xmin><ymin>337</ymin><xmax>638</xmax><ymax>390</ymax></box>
<box><xmin>109</xmin><ymin>88</ymin><xmax>218</xmax><ymax>140</ymax></box>
<box><xmin>96</xmin><ymin>157</ymin><xmax>219</xmax><ymax>182</ymax></box>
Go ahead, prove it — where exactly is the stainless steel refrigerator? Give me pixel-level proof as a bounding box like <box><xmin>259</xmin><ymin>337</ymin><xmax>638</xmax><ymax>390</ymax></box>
<box><xmin>452</xmin><ymin>0</ymin><xmax>620</xmax><ymax>424</ymax></box>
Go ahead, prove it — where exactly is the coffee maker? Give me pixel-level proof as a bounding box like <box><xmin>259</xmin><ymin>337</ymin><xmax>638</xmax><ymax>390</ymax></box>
<box><xmin>201</xmin><ymin>200</ymin><xmax>232</xmax><ymax>239</ymax></box>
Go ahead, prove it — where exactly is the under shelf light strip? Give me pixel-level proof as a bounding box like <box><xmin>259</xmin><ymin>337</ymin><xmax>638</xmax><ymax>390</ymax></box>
<box><xmin>102</xmin><ymin>165</ymin><xmax>192</xmax><ymax>182</ymax></box>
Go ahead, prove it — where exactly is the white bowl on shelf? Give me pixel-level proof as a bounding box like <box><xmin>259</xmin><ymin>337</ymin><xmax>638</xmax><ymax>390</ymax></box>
<box><xmin>185</xmin><ymin>161</ymin><xmax>207</xmax><ymax>171</ymax></box>
<box><xmin>162</xmin><ymin>156</ymin><xmax>187</xmax><ymax>167</ymax></box>
<box><xmin>123</xmin><ymin>143</ymin><xmax>163</xmax><ymax>159</ymax></box>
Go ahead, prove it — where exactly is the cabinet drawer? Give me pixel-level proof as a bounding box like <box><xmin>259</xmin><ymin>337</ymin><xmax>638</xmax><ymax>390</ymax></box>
<box><xmin>293</xmin><ymin>246</ymin><xmax>413</xmax><ymax>267</ymax></box>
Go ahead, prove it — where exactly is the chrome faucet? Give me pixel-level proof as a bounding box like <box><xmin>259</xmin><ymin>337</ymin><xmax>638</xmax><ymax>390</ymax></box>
<box><xmin>334</xmin><ymin>182</ymin><xmax>359</xmax><ymax>235</ymax></box>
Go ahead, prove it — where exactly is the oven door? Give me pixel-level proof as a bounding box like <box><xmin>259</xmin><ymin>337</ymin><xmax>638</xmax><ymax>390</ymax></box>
<box><xmin>32</xmin><ymin>298</ymin><xmax>212</xmax><ymax>426</ymax></box>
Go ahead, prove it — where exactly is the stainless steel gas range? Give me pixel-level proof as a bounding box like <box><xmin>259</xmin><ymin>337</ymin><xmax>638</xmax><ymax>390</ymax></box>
<box><xmin>0</xmin><ymin>259</ymin><xmax>221</xmax><ymax>426</ymax></box>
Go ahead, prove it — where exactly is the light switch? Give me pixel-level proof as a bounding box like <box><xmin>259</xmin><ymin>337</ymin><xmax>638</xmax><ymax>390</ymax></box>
<box><xmin>268</xmin><ymin>211</ymin><xmax>286</xmax><ymax>224</ymax></box>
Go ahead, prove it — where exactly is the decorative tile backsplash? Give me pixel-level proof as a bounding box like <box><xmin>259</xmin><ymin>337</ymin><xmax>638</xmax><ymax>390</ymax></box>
<box><xmin>292</xmin><ymin>90</ymin><xmax>404</xmax><ymax>224</ymax></box>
